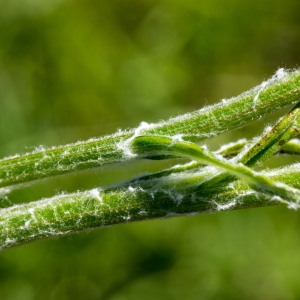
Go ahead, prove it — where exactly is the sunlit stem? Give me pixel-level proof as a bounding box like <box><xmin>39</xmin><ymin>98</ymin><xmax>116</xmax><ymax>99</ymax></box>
<box><xmin>0</xmin><ymin>69</ymin><xmax>299</xmax><ymax>189</ymax></box>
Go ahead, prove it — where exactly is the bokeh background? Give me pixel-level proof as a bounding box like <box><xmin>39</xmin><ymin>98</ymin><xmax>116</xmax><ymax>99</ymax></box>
<box><xmin>0</xmin><ymin>0</ymin><xmax>300</xmax><ymax>299</ymax></box>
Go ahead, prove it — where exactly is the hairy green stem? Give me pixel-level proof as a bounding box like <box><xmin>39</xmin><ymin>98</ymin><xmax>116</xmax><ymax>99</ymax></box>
<box><xmin>0</xmin><ymin>69</ymin><xmax>300</xmax><ymax>189</ymax></box>
<box><xmin>1</xmin><ymin>162</ymin><xmax>299</xmax><ymax>251</ymax></box>
<box><xmin>1</xmin><ymin>68</ymin><xmax>300</xmax><ymax>251</ymax></box>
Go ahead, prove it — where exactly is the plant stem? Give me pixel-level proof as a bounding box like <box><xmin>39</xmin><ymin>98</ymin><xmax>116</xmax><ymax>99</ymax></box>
<box><xmin>1</xmin><ymin>69</ymin><xmax>300</xmax><ymax>251</ymax></box>
<box><xmin>1</xmin><ymin>162</ymin><xmax>299</xmax><ymax>251</ymax></box>
<box><xmin>0</xmin><ymin>69</ymin><xmax>299</xmax><ymax>189</ymax></box>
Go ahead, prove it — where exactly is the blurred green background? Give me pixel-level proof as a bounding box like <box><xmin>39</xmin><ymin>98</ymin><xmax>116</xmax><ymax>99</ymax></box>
<box><xmin>0</xmin><ymin>0</ymin><xmax>300</xmax><ymax>299</ymax></box>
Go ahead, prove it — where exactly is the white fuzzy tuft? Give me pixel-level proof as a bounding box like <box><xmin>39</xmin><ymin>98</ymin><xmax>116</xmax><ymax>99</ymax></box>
<box><xmin>89</xmin><ymin>188</ymin><xmax>103</xmax><ymax>203</ymax></box>
<box><xmin>215</xmin><ymin>199</ymin><xmax>237</xmax><ymax>211</ymax></box>
<box><xmin>117</xmin><ymin>121</ymin><xmax>156</xmax><ymax>158</ymax></box>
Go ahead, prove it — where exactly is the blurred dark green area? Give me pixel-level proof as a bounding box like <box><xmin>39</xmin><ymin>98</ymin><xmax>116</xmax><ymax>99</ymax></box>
<box><xmin>0</xmin><ymin>0</ymin><xmax>300</xmax><ymax>299</ymax></box>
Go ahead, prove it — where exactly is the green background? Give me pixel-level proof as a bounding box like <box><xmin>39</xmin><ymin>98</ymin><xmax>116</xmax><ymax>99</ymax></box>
<box><xmin>1</xmin><ymin>0</ymin><xmax>300</xmax><ymax>299</ymax></box>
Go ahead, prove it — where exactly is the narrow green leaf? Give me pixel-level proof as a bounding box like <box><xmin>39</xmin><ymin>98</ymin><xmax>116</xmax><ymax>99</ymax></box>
<box><xmin>131</xmin><ymin>136</ymin><xmax>300</xmax><ymax>205</ymax></box>
<box><xmin>240</xmin><ymin>102</ymin><xmax>300</xmax><ymax>166</ymax></box>
<box><xmin>280</xmin><ymin>139</ymin><xmax>300</xmax><ymax>155</ymax></box>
